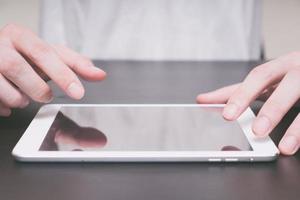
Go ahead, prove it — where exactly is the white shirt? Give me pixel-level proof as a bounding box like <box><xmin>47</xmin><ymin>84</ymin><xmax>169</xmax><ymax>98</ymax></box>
<box><xmin>40</xmin><ymin>0</ymin><xmax>262</xmax><ymax>60</ymax></box>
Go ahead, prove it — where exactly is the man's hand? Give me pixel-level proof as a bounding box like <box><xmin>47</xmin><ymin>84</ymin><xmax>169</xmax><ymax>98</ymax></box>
<box><xmin>197</xmin><ymin>52</ymin><xmax>300</xmax><ymax>155</ymax></box>
<box><xmin>0</xmin><ymin>24</ymin><xmax>106</xmax><ymax>116</ymax></box>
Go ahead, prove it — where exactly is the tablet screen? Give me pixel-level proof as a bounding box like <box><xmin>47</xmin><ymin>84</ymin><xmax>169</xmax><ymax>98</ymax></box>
<box><xmin>39</xmin><ymin>106</ymin><xmax>252</xmax><ymax>151</ymax></box>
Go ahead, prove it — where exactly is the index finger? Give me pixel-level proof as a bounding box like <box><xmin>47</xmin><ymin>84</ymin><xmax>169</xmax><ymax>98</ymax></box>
<box><xmin>52</xmin><ymin>45</ymin><xmax>106</xmax><ymax>81</ymax></box>
<box><xmin>6</xmin><ymin>24</ymin><xmax>85</xmax><ymax>99</ymax></box>
<box><xmin>223</xmin><ymin>59</ymin><xmax>290</xmax><ymax>121</ymax></box>
<box><xmin>197</xmin><ymin>83</ymin><xmax>240</xmax><ymax>104</ymax></box>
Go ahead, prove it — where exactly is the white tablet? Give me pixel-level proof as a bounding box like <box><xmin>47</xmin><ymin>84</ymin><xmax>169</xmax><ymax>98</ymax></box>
<box><xmin>12</xmin><ymin>104</ymin><xmax>279</xmax><ymax>162</ymax></box>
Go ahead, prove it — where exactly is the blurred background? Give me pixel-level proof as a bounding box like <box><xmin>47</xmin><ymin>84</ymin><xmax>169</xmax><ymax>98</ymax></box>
<box><xmin>0</xmin><ymin>0</ymin><xmax>299</xmax><ymax>60</ymax></box>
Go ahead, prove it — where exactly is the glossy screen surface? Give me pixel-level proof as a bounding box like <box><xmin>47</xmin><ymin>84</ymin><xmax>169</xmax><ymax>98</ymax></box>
<box><xmin>39</xmin><ymin>106</ymin><xmax>252</xmax><ymax>151</ymax></box>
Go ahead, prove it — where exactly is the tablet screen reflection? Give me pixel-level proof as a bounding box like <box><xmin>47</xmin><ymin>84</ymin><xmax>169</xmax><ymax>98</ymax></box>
<box><xmin>39</xmin><ymin>106</ymin><xmax>251</xmax><ymax>151</ymax></box>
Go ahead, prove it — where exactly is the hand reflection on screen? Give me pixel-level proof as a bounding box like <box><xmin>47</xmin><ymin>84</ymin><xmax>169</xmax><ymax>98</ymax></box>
<box><xmin>221</xmin><ymin>146</ymin><xmax>241</xmax><ymax>151</ymax></box>
<box><xmin>40</xmin><ymin>112</ymin><xmax>107</xmax><ymax>151</ymax></box>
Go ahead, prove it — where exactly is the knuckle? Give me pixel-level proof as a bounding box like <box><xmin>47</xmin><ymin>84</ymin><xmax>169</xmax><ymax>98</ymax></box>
<box><xmin>290</xmin><ymin>133</ymin><xmax>300</xmax><ymax>143</ymax></box>
<box><xmin>1</xmin><ymin>23</ymin><xmax>20</xmax><ymax>36</ymax></box>
<box><xmin>54</xmin><ymin>44</ymin><xmax>67</xmax><ymax>50</ymax></box>
<box><xmin>7</xmin><ymin>94</ymin><xmax>23</xmax><ymax>107</ymax></box>
<box><xmin>287</xmin><ymin>68</ymin><xmax>300</xmax><ymax>78</ymax></box>
<box><xmin>81</xmin><ymin>56</ymin><xmax>92</xmax><ymax>64</ymax></box>
<box><xmin>284</xmin><ymin>51</ymin><xmax>300</xmax><ymax>67</ymax></box>
<box><xmin>262</xmin><ymin>100</ymin><xmax>286</xmax><ymax>122</ymax></box>
<box><xmin>288</xmin><ymin>51</ymin><xmax>300</xmax><ymax>59</ymax></box>
<box><xmin>31</xmin><ymin>84</ymin><xmax>52</xmax><ymax>102</ymax></box>
<box><xmin>281</xmin><ymin>68</ymin><xmax>300</xmax><ymax>88</ymax></box>
<box><xmin>68</xmin><ymin>55</ymin><xmax>93</xmax><ymax>69</ymax></box>
<box><xmin>248</xmin><ymin>66</ymin><xmax>275</xmax><ymax>81</ymax></box>
<box><xmin>227</xmin><ymin>92</ymin><xmax>246</xmax><ymax>107</ymax></box>
<box><xmin>284</xmin><ymin>133</ymin><xmax>300</xmax><ymax>149</ymax></box>
<box><xmin>28</xmin><ymin>44</ymin><xmax>53</xmax><ymax>63</ymax></box>
<box><xmin>0</xmin><ymin>56</ymin><xmax>24</xmax><ymax>78</ymax></box>
<box><xmin>78</xmin><ymin>56</ymin><xmax>93</xmax><ymax>67</ymax></box>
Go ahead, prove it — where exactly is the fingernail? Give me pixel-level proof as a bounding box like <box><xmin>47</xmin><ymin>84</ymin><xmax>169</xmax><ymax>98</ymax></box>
<box><xmin>67</xmin><ymin>82</ymin><xmax>84</xmax><ymax>99</ymax></box>
<box><xmin>19</xmin><ymin>98</ymin><xmax>30</xmax><ymax>108</ymax></box>
<box><xmin>253</xmin><ymin>115</ymin><xmax>271</xmax><ymax>136</ymax></box>
<box><xmin>0</xmin><ymin>108</ymin><xmax>11</xmax><ymax>117</ymax></box>
<box><xmin>44</xmin><ymin>96</ymin><xmax>54</xmax><ymax>103</ymax></box>
<box><xmin>223</xmin><ymin>103</ymin><xmax>238</xmax><ymax>120</ymax></box>
<box><xmin>39</xmin><ymin>90</ymin><xmax>53</xmax><ymax>103</ymax></box>
<box><xmin>91</xmin><ymin>66</ymin><xmax>106</xmax><ymax>75</ymax></box>
<box><xmin>280</xmin><ymin>135</ymin><xmax>299</xmax><ymax>154</ymax></box>
<box><xmin>196</xmin><ymin>94</ymin><xmax>204</xmax><ymax>102</ymax></box>
<box><xmin>89</xmin><ymin>65</ymin><xmax>101</xmax><ymax>71</ymax></box>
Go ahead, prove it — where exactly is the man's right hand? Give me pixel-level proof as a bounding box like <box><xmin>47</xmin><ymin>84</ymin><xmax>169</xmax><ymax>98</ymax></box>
<box><xmin>0</xmin><ymin>24</ymin><xmax>106</xmax><ymax>116</ymax></box>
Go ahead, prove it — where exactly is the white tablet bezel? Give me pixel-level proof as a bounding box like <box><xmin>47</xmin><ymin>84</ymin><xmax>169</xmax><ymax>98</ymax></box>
<box><xmin>12</xmin><ymin>104</ymin><xmax>279</xmax><ymax>162</ymax></box>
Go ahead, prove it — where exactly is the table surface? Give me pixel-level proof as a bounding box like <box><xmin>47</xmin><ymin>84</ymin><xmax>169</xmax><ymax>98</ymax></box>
<box><xmin>0</xmin><ymin>60</ymin><xmax>299</xmax><ymax>200</ymax></box>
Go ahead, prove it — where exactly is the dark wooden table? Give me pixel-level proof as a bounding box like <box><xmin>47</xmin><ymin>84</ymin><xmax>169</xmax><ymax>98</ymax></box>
<box><xmin>0</xmin><ymin>60</ymin><xmax>299</xmax><ymax>200</ymax></box>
